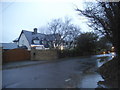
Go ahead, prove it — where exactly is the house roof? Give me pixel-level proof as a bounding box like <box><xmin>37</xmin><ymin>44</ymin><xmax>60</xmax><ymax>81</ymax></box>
<box><xmin>19</xmin><ymin>30</ymin><xmax>60</xmax><ymax>44</ymax></box>
<box><xmin>20</xmin><ymin>30</ymin><xmax>46</xmax><ymax>44</ymax></box>
<box><xmin>13</xmin><ymin>38</ymin><xmax>18</xmax><ymax>42</ymax></box>
<box><xmin>1</xmin><ymin>43</ymin><xmax>18</xmax><ymax>49</ymax></box>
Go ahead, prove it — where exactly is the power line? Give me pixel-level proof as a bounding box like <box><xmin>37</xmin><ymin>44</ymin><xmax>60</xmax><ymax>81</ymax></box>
<box><xmin>2</xmin><ymin>0</ymin><xmax>15</xmax><ymax>12</ymax></box>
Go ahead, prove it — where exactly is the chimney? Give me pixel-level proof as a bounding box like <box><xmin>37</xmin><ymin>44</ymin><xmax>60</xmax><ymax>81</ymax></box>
<box><xmin>33</xmin><ymin>28</ymin><xmax>37</xmax><ymax>34</ymax></box>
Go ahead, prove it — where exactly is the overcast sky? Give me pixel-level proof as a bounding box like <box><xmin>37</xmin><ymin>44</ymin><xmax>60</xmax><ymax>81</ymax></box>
<box><xmin>1</xmin><ymin>0</ymin><xmax>92</xmax><ymax>43</ymax></box>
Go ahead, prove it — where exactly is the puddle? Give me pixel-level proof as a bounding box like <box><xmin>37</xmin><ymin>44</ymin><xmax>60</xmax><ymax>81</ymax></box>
<box><xmin>77</xmin><ymin>72</ymin><xmax>104</xmax><ymax>88</ymax></box>
<box><xmin>76</xmin><ymin>54</ymin><xmax>115</xmax><ymax>88</ymax></box>
<box><xmin>75</xmin><ymin>55</ymin><xmax>112</xmax><ymax>88</ymax></box>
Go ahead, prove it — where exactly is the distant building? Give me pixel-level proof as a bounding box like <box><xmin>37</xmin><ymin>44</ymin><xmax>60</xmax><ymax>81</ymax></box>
<box><xmin>1</xmin><ymin>43</ymin><xmax>18</xmax><ymax>51</ymax></box>
<box><xmin>13</xmin><ymin>28</ymin><xmax>61</xmax><ymax>50</ymax></box>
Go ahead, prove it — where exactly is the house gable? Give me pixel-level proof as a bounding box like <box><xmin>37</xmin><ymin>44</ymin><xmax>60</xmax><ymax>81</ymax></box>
<box><xmin>18</xmin><ymin>32</ymin><xmax>31</xmax><ymax>50</ymax></box>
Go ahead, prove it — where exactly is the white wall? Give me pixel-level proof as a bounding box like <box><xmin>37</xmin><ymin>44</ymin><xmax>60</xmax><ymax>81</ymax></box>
<box><xmin>18</xmin><ymin>33</ymin><xmax>31</xmax><ymax>50</ymax></box>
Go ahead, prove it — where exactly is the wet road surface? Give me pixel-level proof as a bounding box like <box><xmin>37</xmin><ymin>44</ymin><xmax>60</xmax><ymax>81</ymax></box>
<box><xmin>2</xmin><ymin>55</ymin><xmax>109</xmax><ymax>88</ymax></box>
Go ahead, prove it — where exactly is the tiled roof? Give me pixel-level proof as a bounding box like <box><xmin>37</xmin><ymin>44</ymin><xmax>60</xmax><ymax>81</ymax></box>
<box><xmin>22</xmin><ymin>30</ymin><xmax>46</xmax><ymax>44</ymax></box>
<box><xmin>22</xmin><ymin>30</ymin><xmax>59</xmax><ymax>44</ymax></box>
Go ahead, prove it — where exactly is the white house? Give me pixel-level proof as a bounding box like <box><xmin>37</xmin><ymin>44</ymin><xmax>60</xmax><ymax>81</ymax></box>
<box><xmin>13</xmin><ymin>28</ymin><xmax>61</xmax><ymax>50</ymax></box>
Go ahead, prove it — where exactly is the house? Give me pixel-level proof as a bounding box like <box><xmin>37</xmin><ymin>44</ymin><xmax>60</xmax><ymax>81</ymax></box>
<box><xmin>13</xmin><ymin>28</ymin><xmax>61</xmax><ymax>50</ymax></box>
<box><xmin>1</xmin><ymin>43</ymin><xmax>18</xmax><ymax>51</ymax></box>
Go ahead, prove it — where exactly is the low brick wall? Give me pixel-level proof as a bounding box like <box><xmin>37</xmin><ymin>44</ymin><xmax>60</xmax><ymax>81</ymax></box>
<box><xmin>31</xmin><ymin>49</ymin><xmax>58</xmax><ymax>60</ymax></box>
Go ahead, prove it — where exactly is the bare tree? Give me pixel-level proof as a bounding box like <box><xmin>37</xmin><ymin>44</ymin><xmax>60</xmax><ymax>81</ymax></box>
<box><xmin>76</xmin><ymin>2</ymin><xmax>120</xmax><ymax>56</ymax></box>
<box><xmin>47</xmin><ymin>17</ymin><xmax>81</xmax><ymax>49</ymax></box>
<box><xmin>75</xmin><ymin>2</ymin><xmax>120</xmax><ymax>87</ymax></box>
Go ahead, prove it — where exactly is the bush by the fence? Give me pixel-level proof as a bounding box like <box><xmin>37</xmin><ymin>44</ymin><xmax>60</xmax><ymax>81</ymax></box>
<box><xmin>57</xmin><ymin>49</ymin><xmax>81</xmax><ymax>58</ymax></box>
<box><xmin>57</xmin><ymin>48</ymin><xmax>96</xmax><ymax>58</ymax></box>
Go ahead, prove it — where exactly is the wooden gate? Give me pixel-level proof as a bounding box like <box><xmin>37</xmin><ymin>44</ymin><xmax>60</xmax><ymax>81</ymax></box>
<box><xmin>3</xmin><ymin>49</ymin><xmax>30</xmax><ymax>62</ymax></box>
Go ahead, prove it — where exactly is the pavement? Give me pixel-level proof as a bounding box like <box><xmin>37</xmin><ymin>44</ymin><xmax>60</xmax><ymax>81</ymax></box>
<box><xmin>2</xmin><ymin>57</ymin><xmax>73</xmax><ymax>70</ymax></box>
<box><xmin>2</xmin><ymin>60</ymin><xmax>55</xmax><ymax>70</ymax></box>
<box><xmin>2</xmin><ymin>53</ymin><xmax>114</xmax><ymax>70</ymax></box>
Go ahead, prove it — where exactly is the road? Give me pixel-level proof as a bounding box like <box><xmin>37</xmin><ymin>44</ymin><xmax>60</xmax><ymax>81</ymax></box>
<box><xmin>2</xmin><ymin>55</ymin><xmax>107</xmax><ymax>88</ymax></box>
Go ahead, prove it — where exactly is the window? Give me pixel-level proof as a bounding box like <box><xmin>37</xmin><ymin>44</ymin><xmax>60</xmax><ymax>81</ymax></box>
<box><xmin>33</xmin><ymin>40</ymin><xmax>39</xmax><ymax>44</ymax></box>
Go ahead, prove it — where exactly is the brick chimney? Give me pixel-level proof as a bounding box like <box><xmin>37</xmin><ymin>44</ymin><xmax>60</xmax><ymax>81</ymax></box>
<box><xmin>34</xmin><ymin>28</ymin><xmax>37</xmax><ymax>34</ymax></box>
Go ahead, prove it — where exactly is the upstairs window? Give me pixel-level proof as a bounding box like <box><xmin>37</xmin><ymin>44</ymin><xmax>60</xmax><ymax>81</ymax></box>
<box><xmin>33</xmin><ymin>40</ymin><xmax>39</xmax><ymax>44</ymax></box>
<box><xmin>32</xmin><ymin>37</ymin><xmax>40</xmax><ymax>44</ymax></box>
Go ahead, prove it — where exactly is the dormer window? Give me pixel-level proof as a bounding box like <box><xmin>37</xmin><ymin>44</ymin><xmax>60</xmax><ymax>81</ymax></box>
<box><xmin>32</xmin><ymin>37</ymin><xmax>39</xmax><ymax>44</ymax></box>
<box><xmin>33</xmin><ymin>40</ymin><xmax>39</xmax><ymax>44</ymax></box>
